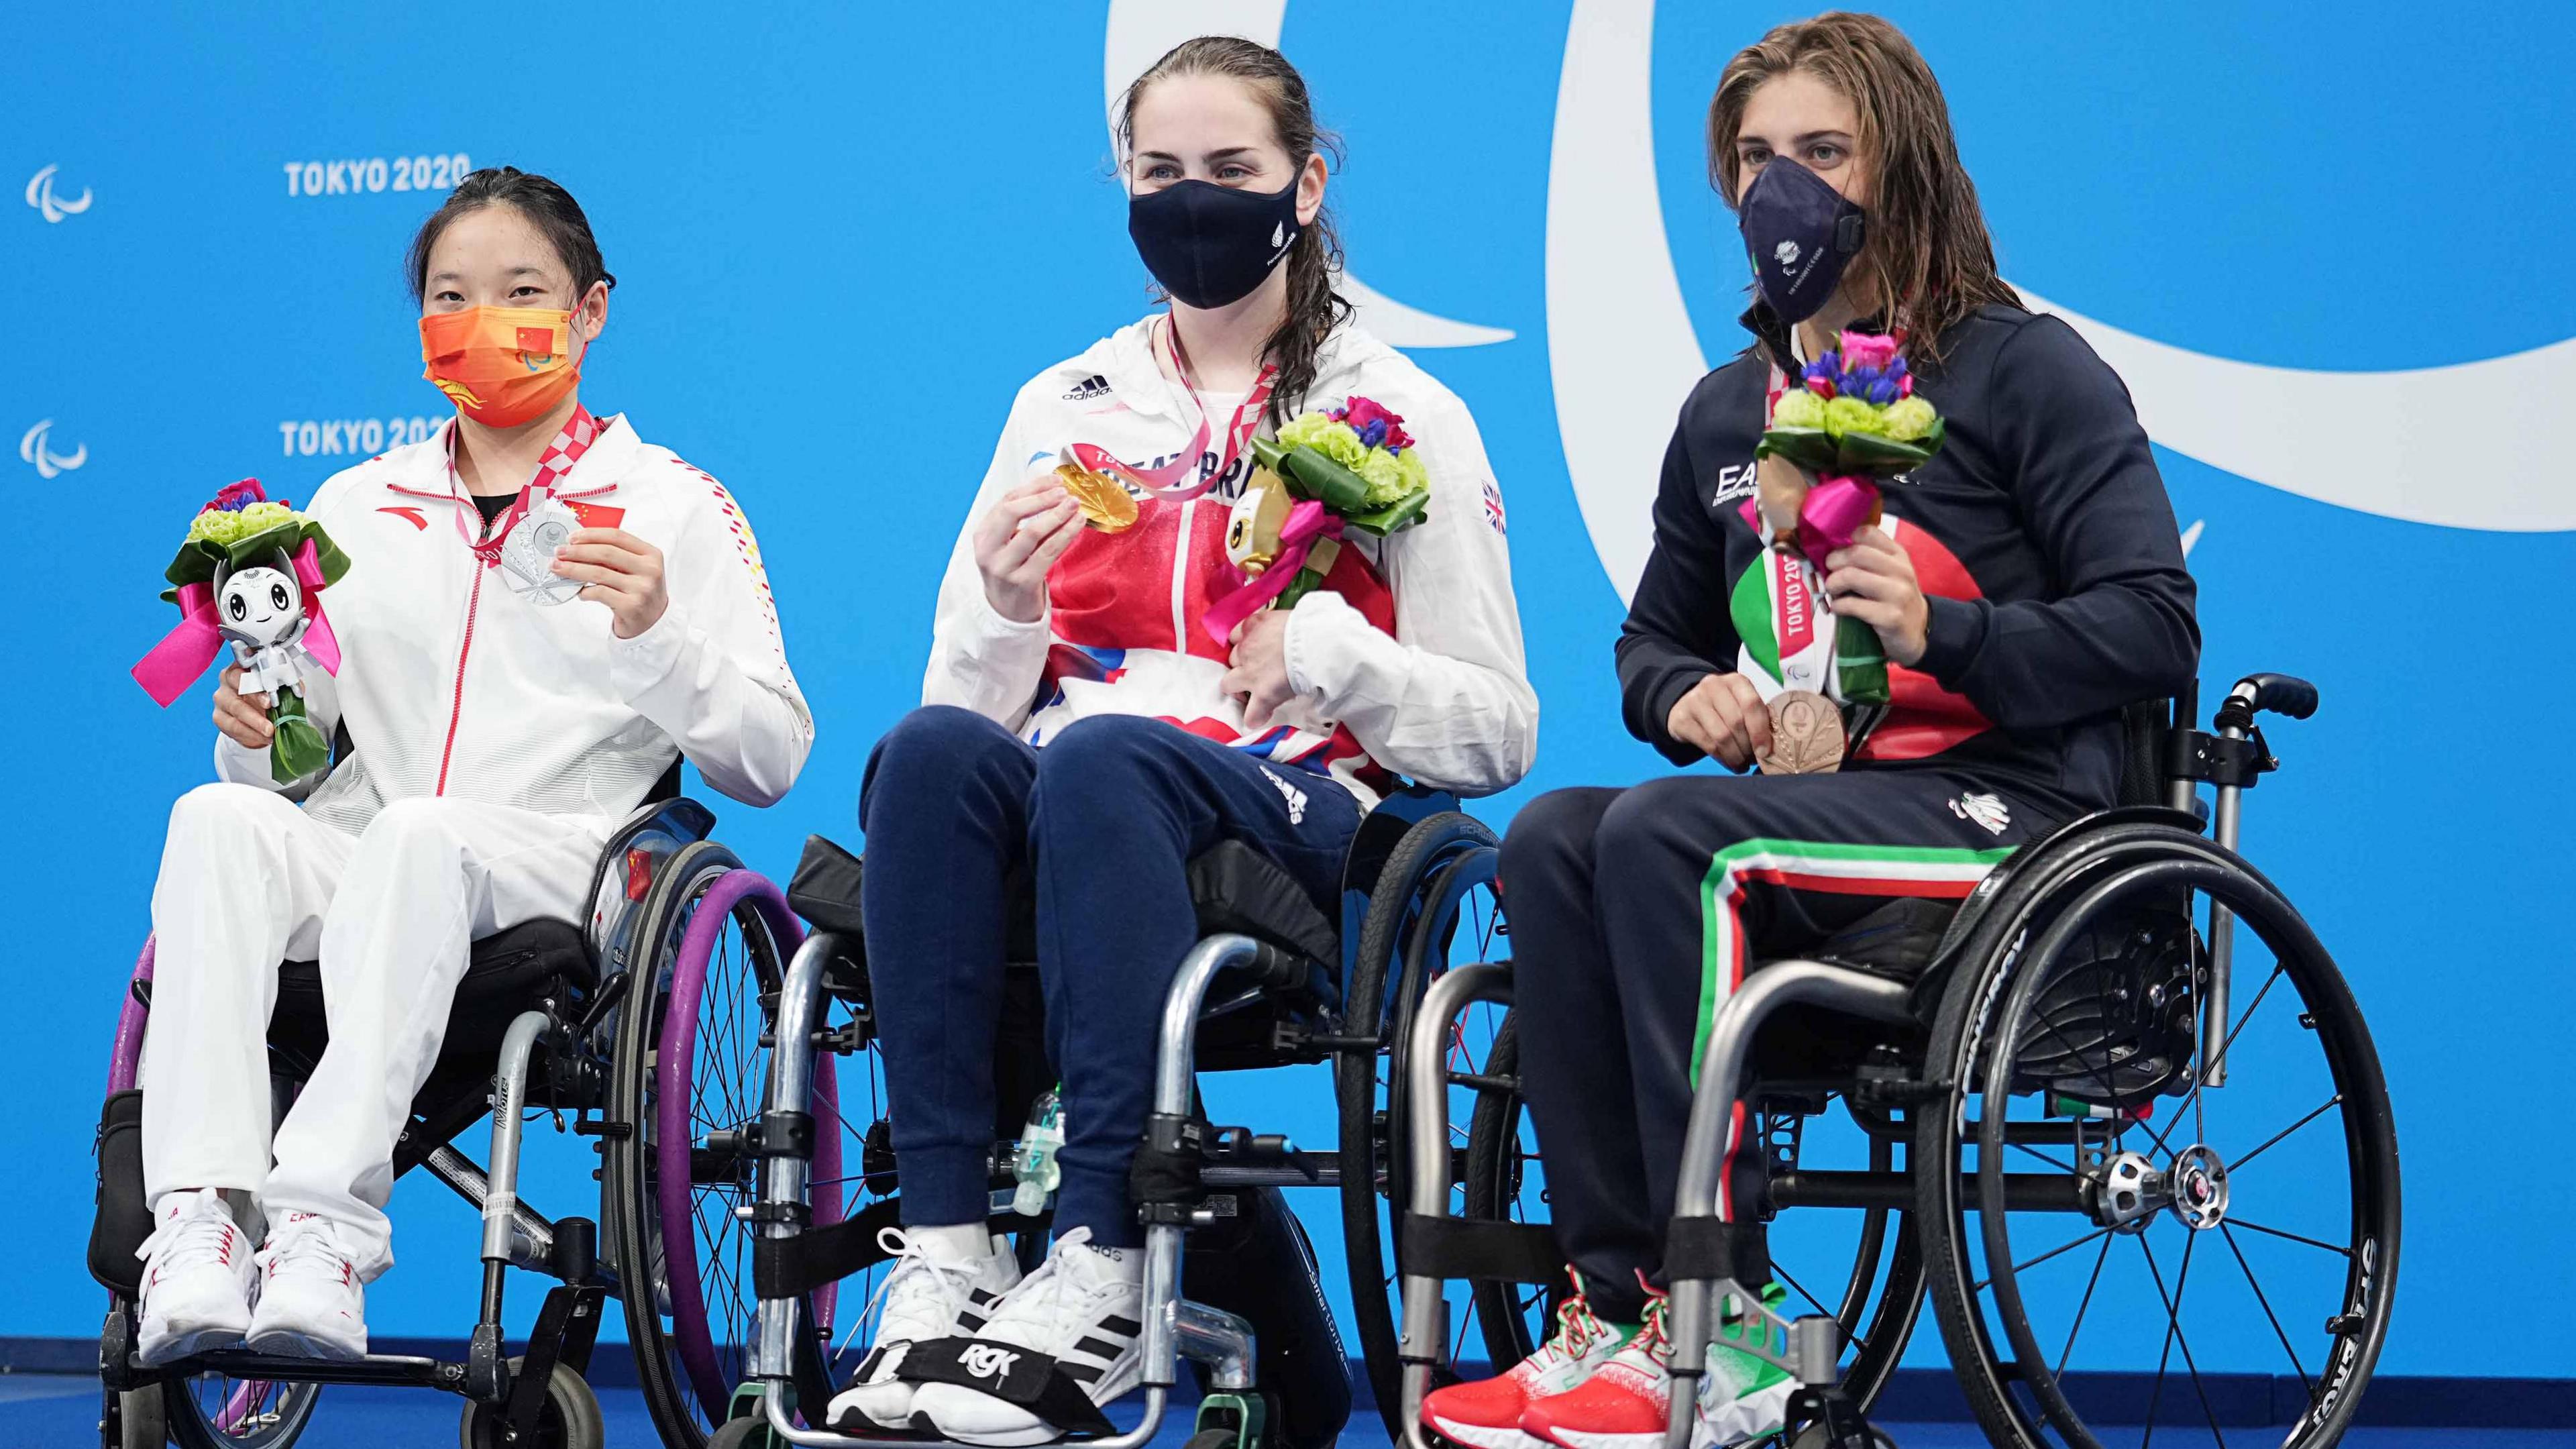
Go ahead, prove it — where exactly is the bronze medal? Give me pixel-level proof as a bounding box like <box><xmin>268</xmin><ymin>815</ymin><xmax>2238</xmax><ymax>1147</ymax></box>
<box><xmin>1055</xmin><ymin>462</ymin><xmax>1138</xmax><ymax>534</ymax></box>
<box><xmin>1758</xmin><ymin>688</ymin><xmax>1846</xmax><ymax>775</ymax></box>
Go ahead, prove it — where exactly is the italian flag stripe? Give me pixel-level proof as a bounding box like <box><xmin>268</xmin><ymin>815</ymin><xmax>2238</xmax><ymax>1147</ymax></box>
<box><xmin>1691</xmin><ymin>837</ymin><xmax>2015</xmax><ymax>1218</ymax></box>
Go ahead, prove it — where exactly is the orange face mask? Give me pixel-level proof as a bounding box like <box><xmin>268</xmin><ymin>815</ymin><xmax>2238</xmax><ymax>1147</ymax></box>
<box><xmin>418</xmin><ymin>305</ymin><xmax>583</xmax><ymax>429</ymax></box>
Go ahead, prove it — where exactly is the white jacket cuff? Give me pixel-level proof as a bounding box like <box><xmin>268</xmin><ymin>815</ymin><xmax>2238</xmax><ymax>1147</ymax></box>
<box><xmin>609</xmin><ymin>597</ymin><xmax>690</xmax><ymax>700</ymax></box>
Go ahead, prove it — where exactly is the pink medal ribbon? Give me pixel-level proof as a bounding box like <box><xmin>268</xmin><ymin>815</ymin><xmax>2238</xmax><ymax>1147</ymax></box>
<box><xmin>1063</xmin><ymin>316</ymin><xmax>1277</xmax><ymax>502</ymax></box>
<box><xmin>131</xmin><ymin>482</ymin><xmax>343</xmax><ymax>706</ymax></box>
<box><xmin>1201</xmin><ymin>498</ymin><xmax>1342</xmax><ymax>647</ymax></box>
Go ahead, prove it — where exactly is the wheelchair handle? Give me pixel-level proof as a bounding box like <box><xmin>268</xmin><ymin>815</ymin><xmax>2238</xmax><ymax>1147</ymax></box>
<box><xmin>2215</xmin><ymin>672</ymin><xmax>2318</xmax><ymax>731</ymax></box>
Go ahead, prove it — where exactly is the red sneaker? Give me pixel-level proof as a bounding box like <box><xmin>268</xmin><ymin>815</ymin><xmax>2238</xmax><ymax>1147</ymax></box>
<box><xmin>1420</xmin><ymin>1275</ymin><xmax>1631</xmax><ymax>1449</ymax></box>
<box><xmin>1519</xmin><ymin>1285</ymin><xmax>1792</xmax><ymax>1449</ymax></box>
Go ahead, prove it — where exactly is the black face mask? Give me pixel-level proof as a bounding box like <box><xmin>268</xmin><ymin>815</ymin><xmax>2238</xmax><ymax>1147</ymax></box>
<box><xmin>1128</xmin><ymin>177</ymin><xmax>1302</xmax><ymax>310</ymax></box>
<box><xmin>1737</xmin><ymin>157</ymin><xmax>1867</xmax><ymax>323</ymax></box>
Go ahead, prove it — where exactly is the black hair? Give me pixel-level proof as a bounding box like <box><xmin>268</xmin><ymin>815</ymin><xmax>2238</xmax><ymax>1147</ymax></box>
<box><xmin>1116</xmin><ymin>37</ymin><xmax>1351</xmax><ymax>423</ymax></box>
<box><xmin>405</xmin><ymin>166</ymin><xmax>616</xmax><ymax>306</ymax></box>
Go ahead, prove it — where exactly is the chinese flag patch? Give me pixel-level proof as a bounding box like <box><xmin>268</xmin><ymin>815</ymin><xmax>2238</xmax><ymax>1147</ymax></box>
<box><xmin>567</xmin><ymin>502</ymin><xmax>625</xmax><ymax>530</ymax></box>
<box><xmin>515</xmin><ymin>326</ymin><xmax>556</xmax><ymax>356</ymax></box>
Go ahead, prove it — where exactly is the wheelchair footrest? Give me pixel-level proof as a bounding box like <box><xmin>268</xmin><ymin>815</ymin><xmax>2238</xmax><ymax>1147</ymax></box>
<box><xmin>899</xmin><ymin>1336</ymin><xmax>1116</xmax><ymax>1437</ymax></box>
<box><xmin>1397</xmin><ymin>1212</ymin><xmax>1562</xmax><ymax>1285</ymax></box>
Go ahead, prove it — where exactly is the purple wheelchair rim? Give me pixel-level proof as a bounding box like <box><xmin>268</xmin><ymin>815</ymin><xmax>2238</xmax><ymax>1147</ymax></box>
<box><xmin>109</xmin><ymin>936</ymin><xmax>154</xmax><ymax>1096</ymax></box>
<box><xmin>653</xmin><ymin>867</ymin><xmax>843</xmax><ymax>1421</ymax></box>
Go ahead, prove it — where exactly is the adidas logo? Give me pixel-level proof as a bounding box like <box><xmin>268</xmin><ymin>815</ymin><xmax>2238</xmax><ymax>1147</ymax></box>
<box><xmin>1061</xmin><ymin>374</ymin><xmax>1113</xmax><ymax>401</ymax></box>
<box><xmin>1260</xmin><ymin>765</ymin><xmax>1309</xmax><ymax>824</ymax></box>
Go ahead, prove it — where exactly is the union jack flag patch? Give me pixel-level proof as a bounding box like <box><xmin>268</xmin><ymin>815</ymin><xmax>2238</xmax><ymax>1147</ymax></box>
<box><xmin>1481</xmin><ymin>477</ymin><xmax>1507</xmax><ymax>535</ymax></box>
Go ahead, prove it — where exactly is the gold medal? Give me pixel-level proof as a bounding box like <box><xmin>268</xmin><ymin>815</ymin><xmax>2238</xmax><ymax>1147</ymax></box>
<box><xmin>1055</xmin><ymin>462</ymin><xmax>1138</xmax><ymax>534</ymax></box>
<box><xmin>1757</xmin><ymin>688</ymin><xmax>1846</xmax><ymax>775</ymax></box>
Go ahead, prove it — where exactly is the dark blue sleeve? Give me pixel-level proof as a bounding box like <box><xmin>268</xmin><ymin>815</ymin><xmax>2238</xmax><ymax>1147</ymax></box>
<box><xmin>1913</xmin><ymin>315</ymin><xmax>2200</xmax><ymax>727</ymax></box>
<box><xmin>1616</xmin><ymin>413</ymin><xmax>1740</xmax><ymax>766</ymax></box>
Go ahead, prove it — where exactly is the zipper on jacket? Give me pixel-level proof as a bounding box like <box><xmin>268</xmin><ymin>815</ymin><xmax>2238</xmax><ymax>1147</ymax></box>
<box><xmin>1171</xmin><ymin>498</ymin><xmax>1196</xmax><ymax>651</ymax></box>
<box><xmin>433</xmin><ymin>521</ymin><xmax>496</xmax><ymax>796</ymax></box>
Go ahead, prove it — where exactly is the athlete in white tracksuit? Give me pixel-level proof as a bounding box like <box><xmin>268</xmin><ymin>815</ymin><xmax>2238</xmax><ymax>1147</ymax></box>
<box><xmin>140</xmin><ymin>409</ymin><xmax>812</xmax><ymax>1280</ymax></box>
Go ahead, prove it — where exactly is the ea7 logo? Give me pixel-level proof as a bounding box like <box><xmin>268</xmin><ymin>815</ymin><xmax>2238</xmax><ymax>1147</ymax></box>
<box><xmin>959</xmin><ymin>1344</ymin><xmax>1020</xmax><ymax>1380</ymax></box>
<box><xmin>25</xmin><ymin>165</ymin><xmax>91</xmax><ymax>223</ymax></box>
<box><xmin>1713</xmin><ymin>461</ymin><xmax>1759</xmax><ymax>508</ymax></box>
<box><xmin>19</xmin><ymin>419</ymin><xmax>87</xmax><ymax>478</ymax></box>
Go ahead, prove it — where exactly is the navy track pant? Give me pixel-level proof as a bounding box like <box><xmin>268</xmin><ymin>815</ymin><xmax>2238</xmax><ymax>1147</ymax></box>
<box><xmin>1502</xmin><ymin>768</ymin><xmax>2064</xmax><ymax>1319</ymax></box>
<box><xmin>858</xmin><ymin>705</ymin><xmax>1361</xmax><ymax>1246</ymax></box>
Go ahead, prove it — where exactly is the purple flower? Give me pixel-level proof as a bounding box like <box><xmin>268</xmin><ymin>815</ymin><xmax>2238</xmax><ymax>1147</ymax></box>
<box><xmin>1358</xmin><ymin>417</ymin><xmax>1390</xmax><ymax>450</ymax></box>
<box><xmin>1886</xmin><ymin>355</ymin><xmax>1909</xmax><ymax>380</ymax></box>
<box><xmin>1867</xmin><ymin>378</ymin><xmax>1899</xmax><ymax>405</ymax></box>
<box><xmin>1803</xmin><ymin>360</ymin><xmax>1836</xmax><ymax>390</ymax></box>
<box><xmin>1848</xmin><ymin>364</ymin><xmax>1881</xmax><ymax>389</ymax></box>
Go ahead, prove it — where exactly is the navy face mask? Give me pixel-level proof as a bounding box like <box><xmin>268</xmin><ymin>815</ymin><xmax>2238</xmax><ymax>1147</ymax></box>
<box><xmin>1737</xmin><ymin>156</ymin><xmax>1867</xmax><ymax>323</ymax></box>
<box><xmin>1128</xmin><ymin>177</ymin><xmax>1302</xmax><ymax>310</ymax></box>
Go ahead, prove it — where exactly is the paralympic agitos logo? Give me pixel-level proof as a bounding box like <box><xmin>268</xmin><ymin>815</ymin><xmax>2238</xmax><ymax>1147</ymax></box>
<box><xmin>24</xmin><ymin>164</ymin><xmax>91</xmax><ymax>223</ymax></box>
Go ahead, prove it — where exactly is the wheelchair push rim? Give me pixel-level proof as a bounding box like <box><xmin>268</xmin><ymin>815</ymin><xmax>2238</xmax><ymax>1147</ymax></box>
<box><xmin>608</xmin><ymin>844</ymin><xmax>845</xmax><ymax>1446</ymax></box>
<box><xmin>1922</xmin><ymin>834</ymin><xmax>2399</xmax><ymax>1449</ymax></box>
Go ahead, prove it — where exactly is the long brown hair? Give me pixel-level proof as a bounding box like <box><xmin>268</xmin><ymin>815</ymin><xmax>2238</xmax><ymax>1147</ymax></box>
<box><xmin>1116</xmin><ymin>36</ymin><xmax>1352</xmax><ymax>422</ymax></box>
<box><xmin>1706</xmin><ymin>12</ymin><xmax>2019</xmax><ymax>362</ymax></box>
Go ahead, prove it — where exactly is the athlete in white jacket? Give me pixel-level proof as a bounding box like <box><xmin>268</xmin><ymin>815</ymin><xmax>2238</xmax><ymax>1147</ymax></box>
<box><xmin>835</xmin><ymin>40</ymin><xmax>1534</xmax><ymax>1446</ymax></box>
<box><xmin>133</xmin><ymin>170</ymin><xmax>811</xmax><ymax>1366</ymax></box>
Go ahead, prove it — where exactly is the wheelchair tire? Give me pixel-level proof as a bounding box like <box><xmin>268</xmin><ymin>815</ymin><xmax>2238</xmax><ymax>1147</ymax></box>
<box><xmin>603</xmin><ymin>842</ymin><xmax>833</xmax><ymax>1449</ymax></box>
<box><xmin>111</xmin><ymin>1386</ymin><xmax>164</xmax><ymax>1449</ymax></box>
<box><xmin>458</xmin><ymin>1359</ymin><xmax>604</xmax><ymax>1449</ymax></box>
<box><xmin>1334</xmin><ymin>810</ymin><xmax>1511</xmax><ymax>1439</ymax></box>
<box><xmin>1459</xmin><ymin>1015</ymin><xmax>1562</xmax><ymax>1366</ymax></box>
<box><xmin>161</xmin><ymin>1368</ymin><xmax>322</xmax><ymax>1449</ymax></box>
<box><xmin>1915</xmin><ymin>822</ymin><xmax>2400</xmax><ymax>1449</ymax></box>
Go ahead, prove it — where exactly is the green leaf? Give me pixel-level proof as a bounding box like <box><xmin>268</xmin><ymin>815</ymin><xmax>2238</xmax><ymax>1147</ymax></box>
<box><xmin>1756</xmin><ymin>427</ymin><xmax>1839</xmax><ymax>474</ymax></box>
<box><xmin>1279</xmin><ymin>447</ymin><xmax>1373</xmax><ymax>514</ymax></box>
<box><xmin>1344</xmin><ymin>487</ymin><xmax>1431</xmax><ymax>537</ymax></box>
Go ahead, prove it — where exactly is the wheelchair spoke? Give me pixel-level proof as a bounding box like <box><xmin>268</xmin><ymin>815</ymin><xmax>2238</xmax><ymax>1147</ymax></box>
<box><xmin>2145</xmin><ymin>963</ymin><xmax>2287</xmax><ymax>1161</ymax></box>
<box><xmin>2007</xmin><ymin>1138</ymin><xmax>2076</xmax><ymax>1175</ymax></box>
<box><xmin>2053</xmin><ymin>1228</ymin><xmax>2116</xmax><ymax>1378</ymax></box>
<box><xmin>2220</xmin><ymin>1224</ymin><xmax>2313</xmax><ymax>1394</ymax></box>
<box><xmin>2227</xmin><ymin>1217</ymin><xmax>2351</xmax><ymax>1257</ymax></box>
<box><xmin>2137</xmin><ymin>1230</ymin><xmax>2226</xmax><ymax>1449</ymax></box>
<box><xmin>1772</xmin><ymin>1259</ymin><xmax>1869</xmax><ymax>1356</ymax></box>
<box><xmin>1974</xmin><ymin>1225</ymin><xmax>2113</xmax><ymax>1293</ymax></box>
<box><xmin>2226</xmin><ymin>1093</ymin><xmax>2343</xmax><ymax>1176</ymax></box>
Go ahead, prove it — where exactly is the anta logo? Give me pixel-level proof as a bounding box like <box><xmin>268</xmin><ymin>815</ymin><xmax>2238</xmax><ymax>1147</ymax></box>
<box><xmin>1773</xmin><ymin>238</ymin><xmax>1801</xmax><ymax>269</ymax></box>
<box><xmin>379</xmin><ymin>506</ymin><xmax>428</xmax><ymax>530</ymax></box>
<box><xmin>24</xmin><ymin>164</ymin><xmax>91</xmax><ymax>223</ymax></box>
<box><xmin>1713</xmin><ymin>461</ymin><xmax>1758</xmax><ymax>508</ymax></box>
<box><xmin>1061</xmin><ymin>374</ymin><xmax>1114</xmax><ymax>401</ymax></box>
<box><xmin>959</xmin><ymin>1344</ymin><xmax>1020</xmax><ymax>1380</ymax></box>
<box><xmin>18</xmin><ymin>419</ymin><xmax>86</xmax><ymax>478</ymax></box>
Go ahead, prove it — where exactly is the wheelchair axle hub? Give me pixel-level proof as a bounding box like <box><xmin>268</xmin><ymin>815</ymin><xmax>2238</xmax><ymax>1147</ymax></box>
<box><xmin>2090</xmin><ymin>1143</ymin><xmax>2229</xmax><ymax>1232</ymax></box>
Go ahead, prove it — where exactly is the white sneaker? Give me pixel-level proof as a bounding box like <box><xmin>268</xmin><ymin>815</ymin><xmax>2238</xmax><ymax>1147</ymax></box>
<box><xmin>244</xmin><ymin>1212</ymin><xmax>367</xmax><ymax>1360</ymax></box>
<box><xmin>136</xmin><ymin>1189</ymin><xmax>258</xmax><ymax>1365</ymax></box>
<box><xmin>912</xmin><ymin>1228</ymin><xmax>1145</xmax><ymax>1446</ymax></box>
<box><xmin>825</xmin><ymin>1227</ymin><xmax>1022</xmax><ymax>1433</ymax></box>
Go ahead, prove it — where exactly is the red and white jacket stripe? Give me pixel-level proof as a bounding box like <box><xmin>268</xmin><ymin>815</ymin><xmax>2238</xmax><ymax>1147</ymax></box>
<box><xmin>213</xmin><ymin>415</ymin><xmax>812</xmax><ymax>832</ymax></box>
<box><xmin>925</xmin><ymin>317</ymin><xmax>1536</xmax><ymax>809</ymax></box>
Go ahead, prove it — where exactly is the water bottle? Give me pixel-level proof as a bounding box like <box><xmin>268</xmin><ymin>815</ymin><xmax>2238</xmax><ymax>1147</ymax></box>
<box><xmin>1010</xmin><ymin>1086</ymin><xmax>1065</xmax><ymax>1216</ymax></box>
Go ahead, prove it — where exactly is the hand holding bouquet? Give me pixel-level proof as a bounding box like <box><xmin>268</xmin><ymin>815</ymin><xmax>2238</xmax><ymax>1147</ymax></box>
<box><xmin>133</xmin><ymin>480</ymin><xmax>350</xmax><ymax>784</ymax></box>
<box><xmin>1201</xmin><ymin>396</ymin><xmax>1431</xmax><ymax>645</ymax></box>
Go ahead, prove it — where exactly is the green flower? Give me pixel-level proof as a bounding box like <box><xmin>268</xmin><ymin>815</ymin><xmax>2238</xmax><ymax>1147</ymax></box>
<box><xmin>189</xmin><ymin>500</ymin><xmax>297</xmax><ymax>546</ymax></box>
<box><xmin>1279</xmin><ymin>412</ymin><xmax>1367</xmax><ymax>470</ymax></box>
<box><xmin>1822</xmin><ymin>396</ymin><xmax>1886</xmax><ymax>439</ymax></box>
<box><xmin>1880</xmin><ymin>396</ymin><xmax>1937</xmax><ymax>441</ymax></box>
<box><xmin>1352</xmin><ymin>444</ymin><xmax>1428</xmax><ymax>506</ymax></box>
<box><xmin>1771</xmin><ymin>389</ymin><xmax>1828</xmax><ymax>431</ymax></box>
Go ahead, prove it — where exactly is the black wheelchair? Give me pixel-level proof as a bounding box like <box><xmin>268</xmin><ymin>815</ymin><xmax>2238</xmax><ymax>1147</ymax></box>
<box><xmin>88</xmin><ymin>763</ymin><xmax>805</xmax><ymax>1449</ymax></box>
<box><xmin>623</xmin><ymin>787</ymin><xmax>1517</xmax><ymax>1449</ymax></box>
<box><xmin>1397</xmin><ymin>675</ymin><xmax>2400</xmax><ymax>1449</ymax></box>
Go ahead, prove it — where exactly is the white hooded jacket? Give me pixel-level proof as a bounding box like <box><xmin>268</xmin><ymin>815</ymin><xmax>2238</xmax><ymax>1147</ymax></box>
<box><xmin>925</xmin><ymin>315</ymin><xmax>1536</xmax><ymax>808</ymax></box>
<box><xmin>215</xmin><ymin>414</ymin><xmax>812</xmax><ymax>833</ymax></box>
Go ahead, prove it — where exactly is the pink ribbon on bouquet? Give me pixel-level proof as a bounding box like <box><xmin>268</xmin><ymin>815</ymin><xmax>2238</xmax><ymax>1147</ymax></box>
<box><xmin>131</xmin><ymin>535</ymin><xmax>342</xmax><ymax>707</ymax></box>
<box><xmin>1202</xmin><ymin>498</ymin><xmax>1342</xmax><ymax>647</ymax></box>
<box><xmin>1738</xmin><ymin>474</ymin><xmax>1883</xmax><ymax>570</ymax></box>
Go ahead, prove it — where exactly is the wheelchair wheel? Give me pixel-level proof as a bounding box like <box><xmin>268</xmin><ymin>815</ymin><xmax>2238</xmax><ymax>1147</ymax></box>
<box><xmin>1916</xmin><ymin>822</ymin><xmax>2399</xmax><ymax>1449</ymax></box>
<box><xmin>1459</xmin><ymin>1015</ymin><xmax>1565</xmax><ymax>1362</ymax></box>
<box><xmin>161</xmin><ymin>1373</ymin><xmax>321</xmax><ymax>1449</ymax></box>
<box><xmin>603</xmin><ymin>843</ymin><xmax>842</xmax><ymax>1449</ymax></box>
<box><xmin>458</xmin><ymin>1358</ymin><xmax>604</xmax><ymax>1449</ymax></box>
<box><xmin>1334</xmin><ymin>810</ymin><xmax>1521</xmax><ymax>1438</ymax></box>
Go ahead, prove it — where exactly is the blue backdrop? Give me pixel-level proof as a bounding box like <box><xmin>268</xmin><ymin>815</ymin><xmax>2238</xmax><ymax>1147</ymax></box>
<box><xmin>7</xmin><ymin>0</ymin><xmax>2569</xmax><ymax>1382</ymax></box>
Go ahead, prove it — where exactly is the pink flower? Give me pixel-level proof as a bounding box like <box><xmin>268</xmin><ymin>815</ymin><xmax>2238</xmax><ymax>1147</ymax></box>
<box><xmin>1839</xmin><ymin>332</ymin><xmax>1899</xmax><ymax>372</ymax></box>
<box><xmin>1806</xmin><ymin>376</ymin><xmax>1837</xmax><ymax>402</ymax></box>
<box><xmin>1897</xmin><ymin>373</ymin><xmax>1914</xmax><ymax>398</ymax></box>
<box><xmin>1340</xmin><ymin>396</ymin><xmax>1414</xmax><ymax>450</ymax></box>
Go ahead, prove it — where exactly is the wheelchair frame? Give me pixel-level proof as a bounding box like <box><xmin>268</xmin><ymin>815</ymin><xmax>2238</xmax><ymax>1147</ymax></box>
<box><xmin>1395</xmin><ymin>674</ymin><xmax>2380</xmax><ymax>1449</ymax></box>
<box><xmin>96</xmin><ymin>787</ymin><xmax>722</xmax><ymax>1449</ymax></box>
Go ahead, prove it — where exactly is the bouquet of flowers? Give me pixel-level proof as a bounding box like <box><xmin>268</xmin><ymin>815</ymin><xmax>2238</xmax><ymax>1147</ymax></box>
<box><xmin>1735</xmin><ymin>331</ymin><xmax>1946</xmax><ymax>763</ymax></box>
<box><xmin>1201</xmin><ymin>396</ymin><xmax>1431</xmax><ymax>645</ymax></box>
<box><xmin>132</xmin><ymin>480</ymin><xmax>350</xmax><ymax>784</ymax></box>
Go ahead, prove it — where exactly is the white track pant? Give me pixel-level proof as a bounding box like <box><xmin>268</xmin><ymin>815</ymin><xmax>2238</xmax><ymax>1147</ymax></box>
<box><xmin>140</xmin><ymin>783</ymin><xmax>604</xmax><ymax>1281</ymax></box>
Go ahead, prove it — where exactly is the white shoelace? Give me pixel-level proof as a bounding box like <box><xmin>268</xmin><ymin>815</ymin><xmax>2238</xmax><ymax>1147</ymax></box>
<box><xmin>865</xmin><ymin>1227</ymin><xmax>992</xmax><ymax>1346</ymax></box>
<box><xmin>138</xmin><ymin>1194</ymin><xmax>241</xmax><ymax>1277</ymax></box>
<box><xmin>257</xmin><ymin>1216</ymin><xmax>352</xmax><ymax>1284</ymax></box>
